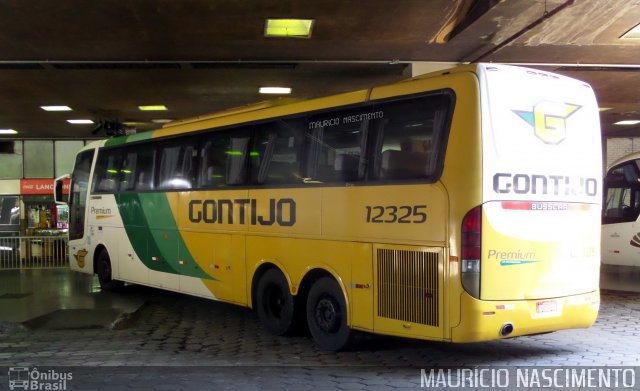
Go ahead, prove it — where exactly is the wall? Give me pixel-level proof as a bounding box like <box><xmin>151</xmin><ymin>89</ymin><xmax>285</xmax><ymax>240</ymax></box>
<box><xmin>0</xmin><ymin>139</ymin><xmax>89</xmax><ymax>181</ymax></box>
<box><xmin>606</xmin><ymin>137</ymin><xmax>640</xmax><ymax>167</ymax></box>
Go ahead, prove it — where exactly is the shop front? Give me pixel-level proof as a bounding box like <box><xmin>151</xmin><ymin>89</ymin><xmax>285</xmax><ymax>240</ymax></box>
<box><xmin>0</xmin><ymin>179</ymin><xmax>70</xmax><ymax>267</ymax></box>
<box><xmin>20</xmin><ymin>179</ymin><xmax>70</xmax><ymax>237</ymax></box>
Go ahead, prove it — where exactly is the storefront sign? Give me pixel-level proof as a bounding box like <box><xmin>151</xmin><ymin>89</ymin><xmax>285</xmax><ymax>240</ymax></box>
<box><xmin>20</xmin><ymin>179</ymin><xmax>70</xmax><ymax>195</ymax></box>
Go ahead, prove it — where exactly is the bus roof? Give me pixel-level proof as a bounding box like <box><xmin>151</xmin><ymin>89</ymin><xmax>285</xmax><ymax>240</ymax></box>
<box><xmin>607</xmin><ymin>151</ymin><xmax>640</xmax><ymax>170</ymax></box>
<box><xmin>96</xmin><ymin>63</ymin><xmax>565</xmax><ymax>149</ymax></box>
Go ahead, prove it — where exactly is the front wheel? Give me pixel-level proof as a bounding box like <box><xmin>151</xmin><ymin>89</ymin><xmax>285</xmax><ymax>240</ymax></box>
<box><xmin>256</xmin><ymin>268</ymin><xmax>296</xmax><ymax>335</ymax></box>
<box><xmin>96</xmin><ymin>250</ymin><xmax>124</xmax><ymax>291</ymax></box>
<box><xmin>306</xmin><ymin>277</ymin><xmax>353</xmax><ymax>351</ymax></box>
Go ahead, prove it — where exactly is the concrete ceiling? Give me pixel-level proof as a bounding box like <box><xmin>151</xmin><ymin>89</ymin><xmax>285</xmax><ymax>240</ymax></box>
<box><xmin>0</xmin><ymin>0</ymin><xmax>639</xmax><ymax>139</ymax></box>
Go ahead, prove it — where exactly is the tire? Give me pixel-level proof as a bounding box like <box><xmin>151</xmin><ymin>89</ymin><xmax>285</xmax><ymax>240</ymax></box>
<box><xmin>256</xmin><ymin>268</ymin><xmax>296</xmax><ymax>335</ymax></box>
<box><xmin>306</xmin><ymin>276</ymin><xmax>353</xmax><ymax>351</ymax></box>
<box><xmin>96</xmin><ymin>250</ymin><xmax>124</xmax><ymax>291</ymax></box>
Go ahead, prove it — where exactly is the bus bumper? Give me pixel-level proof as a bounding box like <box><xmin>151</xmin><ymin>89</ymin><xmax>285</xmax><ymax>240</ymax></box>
<box><xmin>451</xmin><ymin>290</ymin><xmax>600</xmax><ymax>342</ymax></box>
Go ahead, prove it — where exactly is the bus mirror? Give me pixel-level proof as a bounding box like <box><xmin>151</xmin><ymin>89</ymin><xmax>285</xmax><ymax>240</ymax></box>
<box><xmin>54</xmin><ymin>174</ymin><xmax>70</xmax><ymax>205</ymax></box>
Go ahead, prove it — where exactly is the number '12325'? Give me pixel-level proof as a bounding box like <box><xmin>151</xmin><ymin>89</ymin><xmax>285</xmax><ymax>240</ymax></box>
<box><xmin>365</xmin><ymin>205</ymin><xmax>427</xmax><ymax>223</ymax></box>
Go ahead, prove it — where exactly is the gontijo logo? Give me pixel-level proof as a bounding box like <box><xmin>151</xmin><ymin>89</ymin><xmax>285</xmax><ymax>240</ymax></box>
<box><xmin>513</xmin><ymin>101</ymin><xmax>581</xmax><ymax>145</ymax></box>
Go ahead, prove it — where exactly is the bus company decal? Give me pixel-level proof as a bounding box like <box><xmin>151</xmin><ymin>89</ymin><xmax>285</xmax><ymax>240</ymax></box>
<box><xmin>499</xmin><ymin>260</ymin><xmax>541</xmax><ymax>266</ymax></box>
<box><xmin>500</xmin><ymin>201</ymin><xmax>593</xmax><ymax>211</ymax></box>
<box><xmin>630</xmin><ymin>233</ymin><xmax>640</xmax><ymax>248</ymax></box>
<box><xmin>492</xmin><ymin>173</ymin><xmax>598</xmax><ymax>197</ymax></box>
<box><xmin>90</xmin><ymin>206</ymin><xmax>115</xmax><ymax>219</ymax></box>
<box><xmin>487</xmin><ymin>249</ymin><xmax>541</xmax><ymax>267</ymax></box>
<box><xmin>115</xmin><ymin>192</ymin><xmax>215</xmax><ymax>280</ymax></box>
<box><xmin>512</xmin><ymin>101</ymin><xmax>581</xmax><ymax>145</ymax></box>
<box><xmin>188</xmin><ymin>198</ymin><xmax>296</xmax><ymax>226</ymax></box>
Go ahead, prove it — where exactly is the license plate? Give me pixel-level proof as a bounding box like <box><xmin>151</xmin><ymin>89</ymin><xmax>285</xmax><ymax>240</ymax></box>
<box><xmin>536</xmin><ymin>300</ymin><xmax>557</xmax><ymax>313</ymax></box>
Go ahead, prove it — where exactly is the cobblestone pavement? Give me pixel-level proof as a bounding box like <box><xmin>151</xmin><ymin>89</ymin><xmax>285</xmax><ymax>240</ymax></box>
<box><xmin>1</xmin><ymin>279</ymin><xmax>639</xmax><ymax>390</ymax></box>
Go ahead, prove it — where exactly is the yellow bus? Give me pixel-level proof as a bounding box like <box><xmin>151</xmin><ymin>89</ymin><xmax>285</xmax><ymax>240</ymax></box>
<box><xmin>56</xmin><ymin>63</ymin><xmax>602</xmax><ymax>350</ymax></box>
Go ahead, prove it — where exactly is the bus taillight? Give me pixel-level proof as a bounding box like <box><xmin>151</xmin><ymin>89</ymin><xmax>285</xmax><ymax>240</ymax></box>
<box><xmin>461</xmin><ymin>206</ymin><xmax>481</xmax><ymax>299</ymax></box>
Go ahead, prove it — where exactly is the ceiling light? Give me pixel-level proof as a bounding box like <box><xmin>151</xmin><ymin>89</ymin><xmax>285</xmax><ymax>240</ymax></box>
<box><xmin>265</xmin><ymin>19</ymin><xmax>314</xmax><ymax>38</ymax></box>
<box><xmin>621</xmin><ymin>23</ymin><xmax>640</xmax><ymax>39</ymax></box>
<box><xmin>598</xmin><ymin>107</ymin><xmax>612</xmax><ymax>112</ymax></box>
<box><xmin>67</xmin><ymin>119</ymin><xmax>94</xmax><ymax>124</ymax></box>
<box><xmin>138</xmin><ymin>105</ymin><xmax>168</xmax><ymax>111</ymax></box>
<box><xmin>614</xmin><ymin>120</ymin><xmax>640</xmax><ymax>126</ymax></box>
<box><xmin>259</xmin><ymin>87</ymin><xmax>292</xmax><ymax>94</ymax></box>
<box><xmin>41</xmin><ymin>105</ymin><xmax>72</xmax><ymax>111</ymax></box>
<box><xmin>0</xmin><ymin>129</ymin><xmax>18</xmax><ymax>134</ymax></box>
<box><xmin>152</xmin><ymin>119</ymin><xmax>173</xmax><ymax>123</ymax></box>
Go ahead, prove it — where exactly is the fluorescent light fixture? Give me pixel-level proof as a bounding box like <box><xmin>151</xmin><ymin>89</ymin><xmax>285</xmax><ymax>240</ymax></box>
<box><xmin>598</xmin><ymin>107</ymin><xmax>612</xmax><ymax>112</ymax></box>
<box><xmin>259</xmin><ymin>87</ymin><xmax>292</xmax><ymax>94</ymax></box>
<box><xmin>614</xmin><ymin>120</ymin><xmax>640</xmax><ymax>126</ymax></box>
<box><xmin>0</xmin><ymin>129</ymin><xmax>18</xmax><ymax>134</ymax></box>
<box><xmin>621</xmin><ymin>23</ymin><xmax>640</xmax><ymax>39</ymax></box>
<box><xmin>41</xmin><ymin>105</ymin><xmax>72</xmax><ymax>111</ymax></box>
<box><xmin>138</xmin><ymin>105</ymin><xmax>168</xmax><ymax>111</ymax></box>
<box><xmin>152</xmin><ymin>119</ymin><xmax>173</xmax><ymax>124</ymax></box>
<box><xmin>67</xmin><ymin>119</ymin><xmax>94</xmax><ymax>124</ymax></box>
<box><xmin>265</xmin><ymin>18</ymin><xmax>314</xmax><ymax>38</ymax></box>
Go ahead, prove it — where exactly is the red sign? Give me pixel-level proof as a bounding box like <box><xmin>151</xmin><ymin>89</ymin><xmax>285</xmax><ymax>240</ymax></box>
<box><xmin>20</xmin><ymin>178</ymin><xmax>70</xmax><ymax>195</ymax></box>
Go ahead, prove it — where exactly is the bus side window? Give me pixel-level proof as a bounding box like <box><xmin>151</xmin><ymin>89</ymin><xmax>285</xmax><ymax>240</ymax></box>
<box><xmin>157</xmin><ymin>138</ymin><xmax>198</xmax><ymax>190</ymax></box>
<box><xmin>226</xmin><ymin>135</ymin><xmax>250</xmax><ymax>185</ymax></box>
<box><xmin>199</xmin><ymin>136</ymin><xmax>227</xmax><ymax>188</ymax></box>
<box><xmin>133</xmin><ymin>146</ymin><xmax>155</xmax><ymax>191</ymax></box>
<box><xmin>604</xmin><ymin>187</ymin><xmax>634</xmax><ymax>223</ymax></box>
<box><xmin>120</xmin><ymin>152</ymin><xmax>137</xmax><ymax>191</ymax></box>
<box><xmin>251</xmin><ymin>119</ymin><xmax>304</xmax><ymax>185</ymax></box>
<box><xmin>198</xmin><ymin>130</ymin><xmax>249</xmax><ymax>188</ymax></box>
<box><xmin>603</xmin><ymin>162</ymin><xmax>640</xmax><ymax>224</ymax></box>
<box><xmin>92</xmin><ymin>150</ymin><xmax>122</xmax><ymax>193</ymax></box>
<box><xmin>305</xmin><ymin>109</ymin><xmax>367</xmax><ymax>183</ymax></box>
<box><xmin>371</xmin><ymin>94</ymin><xmax>452</xmax><ymax>181</ymax></box>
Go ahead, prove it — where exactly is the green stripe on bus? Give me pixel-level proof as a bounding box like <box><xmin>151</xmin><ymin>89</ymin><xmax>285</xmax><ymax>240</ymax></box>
<box><xmin>104</xmin><ymin>130</ymin><xmax>155</xmax><ymax>147</ymax></box>
<box><xmin>116</xmin><ymin>192</ymin><xmax>213</xmax><ymax>280</ymax></box>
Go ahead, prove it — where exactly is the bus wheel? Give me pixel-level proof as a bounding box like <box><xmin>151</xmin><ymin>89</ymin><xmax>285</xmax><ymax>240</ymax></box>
<box><xmin>256</xmin><ymin>268</ymin><xmax>295</xmax><ymax>335</ymax></box>
<box><xmin>306</xmin><ymin>277</ymin><xmax>353</xmax><ymax>351</ymax></box>
<box><xmin>96</xmin><ymin>250</ymin><xmax>124</xmax><ymax>291</ymax></box>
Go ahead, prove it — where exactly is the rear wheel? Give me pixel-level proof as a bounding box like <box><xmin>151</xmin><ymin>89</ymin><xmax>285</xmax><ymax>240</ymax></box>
<box><xmin>256</xmin><ymin>268</ymin><xmax>296</xmax><ymax>335</ymax></box>
<box><xmin>306</xmin><ymin>277</ymin><xmax>353</xmax><ymax>351</ymax></box>
<box><xmin>96</xmin><ymin>250</ymin><xmax>124</xmax><ymax>291</ymax></box>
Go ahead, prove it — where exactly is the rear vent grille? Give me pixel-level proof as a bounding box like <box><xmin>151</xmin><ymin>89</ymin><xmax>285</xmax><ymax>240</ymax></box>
<box><xmin>377</xmin><ymin>248</ymin><xmax>439</xmax><ymax>326</ymax></box>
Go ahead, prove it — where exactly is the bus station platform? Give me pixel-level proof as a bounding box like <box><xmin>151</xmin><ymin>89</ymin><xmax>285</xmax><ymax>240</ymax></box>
<box><xmin>0</xmin><ymin>269</ymin><xmax>145</xmax><ymax>330</ymax></box>
<box><xmin>0</xmin><ymin>268</ymin><xmax>639</xmax><ymax>390</ymax></box>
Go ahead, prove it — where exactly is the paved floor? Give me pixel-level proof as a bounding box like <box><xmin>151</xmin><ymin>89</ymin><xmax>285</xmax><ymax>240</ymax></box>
<box><xmin>0</xmin><ymin>269</ymin><xmax>639</xmax><ymax>390</ymax></box>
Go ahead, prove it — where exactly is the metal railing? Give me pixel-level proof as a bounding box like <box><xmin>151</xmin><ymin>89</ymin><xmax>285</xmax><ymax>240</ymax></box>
<box><xmin>0</xmin><ymin>236</ymin><xmax>69</xmax><ymax>270</ymax></box>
